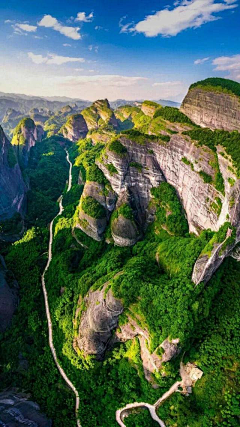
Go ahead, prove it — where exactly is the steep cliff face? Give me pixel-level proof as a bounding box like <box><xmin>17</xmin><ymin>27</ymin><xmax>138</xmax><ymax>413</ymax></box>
<box><xmin>181</xmin><ymin>80</ymin><xmax>240</xmax><ymax>131</ymax></box>
<box><xmin>76</xmin><ymin>284</ymin><xmax>123</xmax><ymax>359</ymax></box>
<box><xmin>0</xmin><ymin>256</ymin><xmax>18</xmax><ymax>332</ymax></box>
<box><xmin>97</xmin><ymin>134</ymin><xmax>231</xmax><ymax>235</ymax></box>
<box><xmin>0</xmin><ymin>390</ymin><xmax>52</xmax><ymax>427</ymax></box>
<box><xmin>87</xmin><ymin>129</ymin><xmax>240</xmax><ymax>282</ymax></box>
<box><xmin>0</xmin><ymin>126</ymin><xmax>26</xmax><ymax>219</ymax></box>
<box><xmin>11</xmin><ymin>118</ymin><xmax>43</xmax><ymax>167</ymax></box>
<box><xmin>61</xmin><ymin>113</ymin><xmax>88</xmax><ymax>142</ymax></box>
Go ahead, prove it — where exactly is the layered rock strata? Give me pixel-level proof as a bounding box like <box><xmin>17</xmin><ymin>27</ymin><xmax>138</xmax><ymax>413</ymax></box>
<box><xmin>181</xmin><ymin>87</ymin><xmax>240</xmax><ymax>131</ymax></box>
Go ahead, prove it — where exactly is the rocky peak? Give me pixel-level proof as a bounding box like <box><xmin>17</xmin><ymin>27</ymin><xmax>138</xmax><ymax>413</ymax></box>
<box><xmin>11</xmin><ymin>117</ymin><xmax>43</xmax><ymax>167</ymax></box>
<box><xmin>81</xmin><ymin>98</ymin><xmax>118</xmax><ymax>131</ymax></box>
<box><xmin>93</xmin><ymin>98</ymin><xmax>111</xmax><ymax>110</ymax></box>
<box><xmin>61</xmin><ymin>113</ymin><xmax>88</xmax><ymax>142</ymax></box>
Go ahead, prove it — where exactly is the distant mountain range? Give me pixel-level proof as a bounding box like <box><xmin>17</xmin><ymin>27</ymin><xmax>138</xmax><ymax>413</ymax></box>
<box><xmin>0</xmin><ymin>91</ymin><xmax>180</xmax><ymax>120</ymax></box>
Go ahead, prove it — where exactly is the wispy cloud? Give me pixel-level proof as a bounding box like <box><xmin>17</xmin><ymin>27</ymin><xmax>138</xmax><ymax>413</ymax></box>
<box><xmin>194</xmin><ymin>57</ymin><xmax>210</xmax><ymax>64</ymax></box>
<box><xmin>152</xmin><ymin>80</ymin><xmax>182</xmax><ymax>87</ymax></box>
<box><xmin>38</xmin><ymin>15</ymin><xmax>81</xmax><ymax>40</ymax></box>
<box><xmin>59</xmin><ymin>74</ymin><xmax>148</xmax><ymax>87</ymax></box>
<box><xmin>15</xmin><ymin>23</ymin><xmax>37</xmax><ymax>32</ymax></box>
<box><xmin>88</xmin><ymin>45</ymin><xmax>99</xmax><ymax>53</ymax></box>
<box><xmin>119</xmin><ymin>16</ymin><xmax>135</xmax><ymax>34</ymax></box>
<box><xmin>63</xmin><ymin>43</ymin><xmax>71</xmax><ymax>47</ymax></box>
<box><xmin>28</xmin><ymin>52</ymin><xmax>85</xmax><ymax>65</ymax></box>
<box><xmin>212</xmin><ymin>54</ymin><xmax>240</xmax><ymax>79</ymax></box>
<box><xmin>124</xmin><ymin>0</ymin><xmax>238</xmax><ymax>37</ymax></box>
<box><xmin>95</xmin><ymin>25</ymin><xmax>109</xmax><ymax>31</ymax></box>
<box><xmin>75</xmin><ymin>12</ymin><xmax>94</xmax><ymax>22</ymax></box>
<box><xmin>5</xmin><ymin>20</ymin><xmax>38</xmax><ymax>36</ymax></box>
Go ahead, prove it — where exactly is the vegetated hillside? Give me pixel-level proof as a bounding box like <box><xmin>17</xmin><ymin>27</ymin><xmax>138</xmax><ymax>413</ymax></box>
<box><xmin>0</xmin><ymin>80</ymin><xmax>240</xmax><ymax>427</ymax></box>
<box><xmin>181</xmin><ymin>77</ymin><xmax>240</xmax><ymax>131</ymax></box>
<box><xmin>190</xmin><ymin>77</ymin><xmax>240</xmax><ymax>97</ymax></box>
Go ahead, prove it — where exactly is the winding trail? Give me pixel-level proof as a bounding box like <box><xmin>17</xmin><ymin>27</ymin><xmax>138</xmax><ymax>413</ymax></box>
<box><xmin>41</xmin><ymin>149</ymin><xmax>81</xmax><ymax>427</ymax></box>
<box><xmin>116</xmin><ymin>380</ymin><xmax>182</xmax><ymax>427</ymax></box>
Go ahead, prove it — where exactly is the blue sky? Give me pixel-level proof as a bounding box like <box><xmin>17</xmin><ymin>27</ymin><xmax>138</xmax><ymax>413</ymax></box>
<box><xmin>1</xmin><ymin>0</ymin><xmax>240</xmax><ymax>101</ymax></box>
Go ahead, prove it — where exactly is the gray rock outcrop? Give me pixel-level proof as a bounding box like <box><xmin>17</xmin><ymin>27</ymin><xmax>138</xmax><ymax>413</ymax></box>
<box><xmin>181</xmin><ymin>87</ymin><xmax>240</xmax><ymax>131</ymax></box>
<box><xmin>61</xmin><ymin>113</ymin><xmax>88</xmax><ymax>142</ymax></box>
<box><xmin>77</xmin><ymin>285</ymin><xmax>123</xmax><ymax>359</ymax></box>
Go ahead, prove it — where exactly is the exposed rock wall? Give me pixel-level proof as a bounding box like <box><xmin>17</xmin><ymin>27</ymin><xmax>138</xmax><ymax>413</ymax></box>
<box><xmin>97</xmin><ymin>134</ymin><xmax>233</xmax><ymax>235</ymax></box>
<box><xmin>77</xmin><ymin>284</ymin><xmax>123</xmax><ymax>359</ymax></box>
<box><xmin>181</xmin><ymin>87</ymin><xmax>240</xmax><ymax>131</ymax></box>
<box><xmin>0</xmin><ymin>126</ymin><xmax>26</xmax><ymax>219</ymax></box>
<box><xmin>62</xmin><ymin>114</ymin><xmax>88</xmax><ymax>142</ymax></box>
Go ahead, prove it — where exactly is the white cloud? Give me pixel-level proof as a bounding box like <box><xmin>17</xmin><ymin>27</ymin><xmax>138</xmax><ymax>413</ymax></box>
<box><xmin>0</xmin><ymin>63</ymin><xmax>187</xmax><ymax>101</ymax></box>
<box><xmin>38</xmin><ymin>15</ymin><xmax>81</xmax><ymax>40</ymax></box>
<box><xmin>153</xmin><ymin>80</ymin><xmax>182</xmax><ymax>87</ymax></box>
<box><xmin>28</xmin><ymin>52</ymin><xmax>85</xmax><ymax>65</ymax></box>
<box><xmin>89</xmin><ymin>70</ymin><xmax>95</xmax><ymax>73</ymax></box>
<box><xmin>59</xmin><ymin>74</ymin><xmax>148</xmax><ymax>88</ymax></box>
<box><xmin>75</xmin><ymin>12</ymin><xmax>94</xmax><ymax>22</ymax></box>
<box><xmin>4</xmin><ymin>19</ymin><xmax>15</xmax><ymax>24</ymax></box>
<box><xmin>212</xmin><ymin>54</ymin><xmax>240</xmax><ymax>79</ymax></box>
<box><xmin>127</xmin><ymin>0</ymin><xmax>238</xmax><ymax>37</ymax></box>
<box><xmin>15</xmin><ymin>23</ymin><xmax>37</xmax><ymax>32</ymax></box>
<box><xmin>75</xmin><ymin>68</ymin><xmax>84</xmax><ymax>72</ymax></box>
<box><xmin>194</xmin><ymin>57</ymin><xmax>210</xmax><ymax>64</ymax></box>
<box><xmin>63</xmin><ymin>43</ymin><xmax>71</xmax><ymax>47</ymax></box>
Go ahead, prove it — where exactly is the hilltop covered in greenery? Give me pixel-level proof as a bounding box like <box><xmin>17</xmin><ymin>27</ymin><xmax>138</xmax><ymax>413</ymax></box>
<box><xmin>190</xmin><ymin>77</ymin><xmax>240</xmax><ymax>98</ymax></box>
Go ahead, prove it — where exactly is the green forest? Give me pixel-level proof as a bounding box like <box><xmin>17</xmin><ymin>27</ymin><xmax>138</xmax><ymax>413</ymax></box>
<box><xmin>0</xmin><ymin>114</ymin><xmax>240</xmax><ymax>427</ymax></box>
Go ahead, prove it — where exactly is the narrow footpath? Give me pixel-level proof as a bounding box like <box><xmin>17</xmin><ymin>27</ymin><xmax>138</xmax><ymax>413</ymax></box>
<box><xmin>41</xmin><ymin>149</ymin><xmax>81</xmax><ymax>427</ymax></box>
